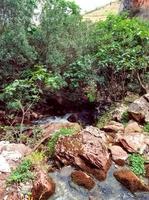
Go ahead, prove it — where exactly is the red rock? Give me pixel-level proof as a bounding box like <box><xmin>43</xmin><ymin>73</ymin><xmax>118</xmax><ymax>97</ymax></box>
<box><xmin>71</xmin><ymin>171</ymin><xmax>95</xmax><ymax>190</ymax></box>
<box><xmin>124</xmin><ymin>121</ymin><xmax>142</xmax><ymax>134</ymax></box>
<box><xmin>55</xmin><ymin>128</ymin><xmax>111</xmax><ymax>181</ymax></box>
<box><xmin>128</xmin><ymin>95</ymin><xmax>149</xmax><ymax>122</ymax></box>
<box><xmin>110</xmin><ymin>145</ymin><xmax>128</xmax><ymax>166</ymax></box>
<box><xmin>31</xmin><ymin>171</ymin><xmax>55</xmax><ymax>200</ymax></box>
<box><xmin>114</xmin><ymin>169</ymin><xmax>149</xmax><ymax>192</ymax></box>
<box><xmin>103</xmin><ymin>121</ymin><xmax>124</xmax><ymax>133</ymax></box>
<box><xmin>7</xmin><ymin>192</ymin><xmax>21</xmax><ymax>200</ymax></box>
<box><xmin>116</xmin><ymin>132</ymin><xmax>147</xmax><ymax>153</ymax></box>
<box><xmin>145</xmin><ymin>164</ymin><xmax>149</xmax><ymax>178</ymax></box>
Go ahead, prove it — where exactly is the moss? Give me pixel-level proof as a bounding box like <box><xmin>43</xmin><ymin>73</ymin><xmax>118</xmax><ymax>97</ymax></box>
<box><xmin>48</xmin><ymin>127</ymin><xmax>77</xmax><ymax>156</ymax></box>
<box><xmin>143</xmin><ymin>123</ymin><xmax>149</xmax><ymax>133</ymax></box>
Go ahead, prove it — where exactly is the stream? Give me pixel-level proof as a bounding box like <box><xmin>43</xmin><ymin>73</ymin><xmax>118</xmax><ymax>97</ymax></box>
<box><xmin>49</xmin><ymin>165</ymin><xmax>149</xmax><ymax>200</ymax></box>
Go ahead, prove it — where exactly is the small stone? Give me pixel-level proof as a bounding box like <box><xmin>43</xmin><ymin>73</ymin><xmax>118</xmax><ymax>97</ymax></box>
<box><xmin>103</xmin><ymin>121</ymin><xmax>124</xmax><ymax>133</ymax></box>
<box><xmin>71</xmin><ymin>171</ymin><xmax>95</xmax><ymax>190</ymax></box>
<box><xmin>31</xmin><ymin>170</ymin><xmax>55</xmax><ymax>200</ymax></box>
<box><xmin>114</xmin><ymin>169</ymin><xmax>149</xmax><ymax>192</ymax></box>
<box><xmin>110</xmin><ymin>145</ymin><xmax>128</xmax><ymax>166</ymax></box>
<box><xmin>124</xmin><ymin>121</ymin><xmax>142</xmax><ymax>134</ymax></box>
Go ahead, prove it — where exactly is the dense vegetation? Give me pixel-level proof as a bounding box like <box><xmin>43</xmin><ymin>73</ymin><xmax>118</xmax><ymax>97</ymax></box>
<box><xmin>0</xmin><ymin>0</ymin><xmax>149</xmax><ymax>123</ymax></box>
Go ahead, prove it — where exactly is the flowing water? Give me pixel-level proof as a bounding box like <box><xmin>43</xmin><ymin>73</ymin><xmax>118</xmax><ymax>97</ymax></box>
<box><xmin>49</xmin><ymin>165</ymin><xmax>149</xmax><ymax>200</ymax></box>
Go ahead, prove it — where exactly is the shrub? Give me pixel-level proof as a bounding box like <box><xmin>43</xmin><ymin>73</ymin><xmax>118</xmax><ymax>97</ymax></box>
<box><xmin>128</xmin><ymin>154</ymin><xmax>145</xmax><ymax>176</ymax></box>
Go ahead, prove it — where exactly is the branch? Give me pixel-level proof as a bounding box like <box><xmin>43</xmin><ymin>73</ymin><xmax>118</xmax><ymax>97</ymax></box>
<box><xmin>137</xmin><ymin>72</ymin><xmax>148</xmax><ymax>94</ymax></box>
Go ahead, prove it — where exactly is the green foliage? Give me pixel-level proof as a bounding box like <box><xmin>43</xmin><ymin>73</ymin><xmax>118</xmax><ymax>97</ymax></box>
<box><xmin>93</xmin><ymin>14</ymin><xmax>149</xmax><ymax>72</ymax></box>
<box><xmin>7</xmin><ymin>159</ymin><xmax>34</xmax><ymax>184</ymax></box>
<box><xmin>48</xmin><ymin>127</ymin><xmax>76</xmax><ymax>155</ymax></box>
<box><xmin>121</xmin><ymin>111</ymin><xmax>129</xmax><ymax>124</ymax></box>
<box><xmin>40</xmin><ymin>0</ymin><xmax>89</xmax><ymax>68</ymax></box>
<box><xmin>90</xmin><ymin>14</ymin><xmax>149</xmax><ymax>97</ymax></box>
<box><xmin>64</xmin><ymin>55</ymin><xmax>96</xmax><ymax>89</ymax></box>
<box><xmin>128</xmin><ymin>154</ymin><xmax>145</xmax><ymax>176</ymax></box>
<box><xmin>0</xmin><ymin>0</ymin><xmax>37</xmax><ymax>67</ymax></box>
<box><xmin>143</xmin><ymin>123</ymin><xmax>149</xmax><ymax>133</ymax></box>
<box><xmin>1</xmin><ymin>65</ymin><xmax>66</xmax><ymax>112</ymax></box>
<box><xmin>27</xmin><ymin>151</ymin><xmax>45</xmax><ymax>166</ymax></box>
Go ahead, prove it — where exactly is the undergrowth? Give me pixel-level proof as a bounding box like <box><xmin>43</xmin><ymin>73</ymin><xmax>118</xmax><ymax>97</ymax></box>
<box><xmin>7</xmin><ymin>151</ymin><xmax>46</xmax><ymax>184</ymax></box>
<box><xmin>7</xmin><ymin>159</ymin><xmax>34</xmax><ymax>184</ymax></box>
<box><xmin>128</xmin><ymin>154</ymin><xmax>145</xmax><ymax>176</ymax></box>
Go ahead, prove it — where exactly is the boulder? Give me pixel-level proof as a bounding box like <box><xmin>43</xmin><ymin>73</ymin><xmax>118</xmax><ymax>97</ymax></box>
<box><xmin>109</xmin><ymin>145</ymin><xmax>128</xmax><ymax>166</ymax></box>
<box><xmin>128</xmin><ymin>94</ymin><xmax>149</xmax><ymax>122</ymax></box>
<box><xmin>114</xmin><ymin>169</ymin><xmax>149</xmax><ymax>192</ymax></box>
<box><xmin>31</xmin><ymin>170</ymin><xmax>55</xmax><ymax>200</ymax></box>
<box><xmin>103</xmin><ymin>121</ymin><xmax>124</xmax><ymax>133</ymax></box>
<box><xmin>124</xmin><ymin>121</ymin><xmax>142</xmax><ymax>134</ymax></box>
<box><xmin>55</xmin><ymin>127</ymin><xmax>111</xmax><ymax>181</ymax></box>
<box><xmin>71</xmin><ymin>171</ymin><xmax>95</xmax><ymax>190</ymax></box>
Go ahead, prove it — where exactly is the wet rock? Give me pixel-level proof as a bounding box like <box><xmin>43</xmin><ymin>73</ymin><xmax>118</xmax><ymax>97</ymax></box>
<box><xmin>55</xmin><ymin>127</ymin><xmax>111</xmax><ymax>181</ymax></box>
<box><xmin>128</xmin><ymin>94</ymin><xmax>149</xmax><ymax>122</ymax></box>
<box><xmin>116</xmin><ymin>132</ymin><xmax>147</xmax><ymax>153</ymax></box>
<box><xmin>145</xmin><ymin>164</ymin><xmax>149</xmax><ymax>178</ymax></box>
<box><xmin>71</xmin><ymin>171</ymin><xmax>95</xmax><ymax>190</ymax></box>
<box><xmin>32</xmin><ymin>170</ymin><xmax>55</xmax><ymax>200</ymax></box>
<box><xmin>114</xmin><ymin>169</ymin><xmax>149</xmax><ymax>192</ymax></box>
<box><xmin>109</xmin><ymin>145</ymin><xmax>128</xmax><ymax>166</ymax></box>
<box><xmin>124</xmin><ymin>121</ymin><xmax>142</xmax><ymax>134</ymax></box>
<box><xmin>103</xmin><ymin>121</ymin><xmax>124</xmax><ymax>133</ymax></box>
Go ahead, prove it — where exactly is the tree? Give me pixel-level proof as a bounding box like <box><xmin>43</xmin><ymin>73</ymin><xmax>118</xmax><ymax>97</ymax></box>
<box><xmin>39</xmin><ymin>0</ymin><xmax>89</xmax><ymax>71</ymax></box>
<box><xmin>0</xmin><ymin>0</ymin><xmax>37</xmax><ymax>84</ymax></box>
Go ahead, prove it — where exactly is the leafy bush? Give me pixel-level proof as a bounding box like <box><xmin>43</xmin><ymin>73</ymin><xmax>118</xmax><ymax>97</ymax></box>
<box><xmin>1</xmin><ymin>65</ymin><xmax>66</xmax><ymax>112</ymax></box>
<box><xmin>128</xmin><ymin>154</ymin><xmax>145</xmax><ymax>176</ymax></box>
<box><xmin>48</xmin><ymin>127</ymin><xmax>76</xmax><ymax>155</ymax></box>
<box><xmin>91</xmin><ymin>14</ymin><xmax>149</xmax><ymax>97</ymax></box>
<box><xmin>7</xmin><ymin>159</ymin><xmax>34</xmax><ymax>184</ymax></box>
